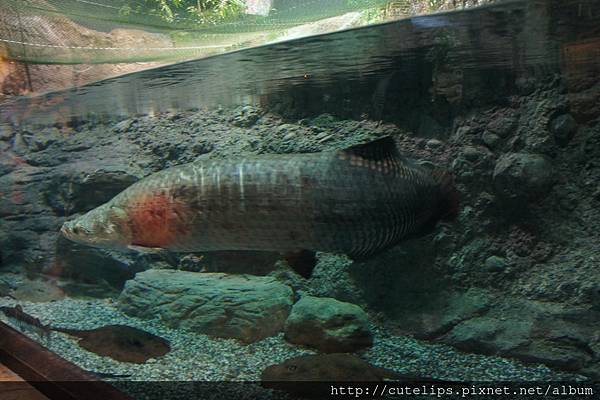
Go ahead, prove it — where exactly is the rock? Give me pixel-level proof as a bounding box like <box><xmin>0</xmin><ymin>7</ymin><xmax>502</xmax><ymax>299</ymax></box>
<box><xmin>284</xmin><ymin>295</ymin><xmax>372</xmax><ymax>352</ymax></box>
<box><xmin>28</xmin><ymin>135</ymin><xmax>56</xmax><ymax>152</ymax></box>
<box><xmin>454</xmin><ymin>125</ymin><xmax>476</xmax><ymax>138</ymax></box>
<box><xmin>310</xmin><ymin>114</ymin><xmax>337</xmax><ymax>130</ymax></box>
<box><xmin>441</xmin><ymin>300</ymin><xmax>599</xmax><ymax>375</ymax></box>
<box><xmin>482</xmin><ymin>131</ymin><xmax>500</xmax><ymax>148</ymax></box>
<box><xmin>462</xmin><ymin>146</ymin><xmax>483</xmax><ymax>162</ymax></box>
<box><xmin>0</xmin><ymin>126</ymin><xmax>13</xmax><ymax>141</ymax></box>
<box><xmin>166</xmin><ymin>112</ymin><xmax>183</xmax><ymax>122</ymax></box>
<box><xmin>550</xmin><ymin>114</ymin><xmax>577</xmax><ymax>147</ymax></box>
<box><xmin>56</xmin><ymin>280</ymin><xmax>120</xmax><ymax>299</ymax></box>
<box><xmin>395</xmin><ymin>289</ymin><xmax>492</xmax><ymax>339</ymax></box>
<box><xmin>316</xmin><ymin>133</ymin><xmax>333</xmax><ymax>143</ymax></box>
<box><xmin>282</xmin><ymin>132</ymin><xmax>296</xmax><ymax>141</ymax></box>
<box><xmin>269</xmin><ymin>265</ymin><xmax>309</xmax><ymax>302</ymax></box>
<box><xmin>11</xmin><ymin>279</ymin><xmax>65</xmax><ymax>302</ymax></box>
<box><xmin>231</xmin><ymin>106</ymin><xmax>261</xmax><ymax>127</ymax></box>
<box><xmin>443</xmin><ymin>315</ymin><xmax>532</xmax><ymax>354</ymax></box>
<box><xmin>177</xmin><ymin>254</ymin><xmax>206</xmax><ymax>272</ymax></box>
<box><xmin>12</xmin><ymin>133</ymin><xmax>29</xmax><ymax>154</ymax></box>
<box><xmin>314</xmin><ymin>131</ymin><xmax>331</xmax><ymax>141</ymax></box>
<box><xmin>44</xmin><ymin>167</ymin><xmax>139</xmax><ymax>215</ymax></box>
<box><xmin>492</xmin><ymin>152</ymin><xmax>554</xmax><ymax>203</ymax></box>
<box><xmin>118</xmin><ymin>270</ymin><xmax>293</xmax><ymax>343</ymax></box>
<box><xmin>426</xmin><ymin>139</ymin><xmax>443</xmax><ymax>148</ymax></box>
<box><xmin>113</xmin><ymin>119</ymin><xmax>133</xmax><ymax>133</ymax></box>
<box><xmin>0</xmin><ymin>229</ymin><xmax>39</xmax><ymax>267</ymax></box>
<box><xmin>0</xmin><ymin>151</ymin><xmax>16</xmax><ymax>177</ymax></box>
<box><xmin>276</xmin><ymin>124</ymin><xmax>296</xmax><ymax>135</ymax></box>
<box><xmin>450</xmin><ymin>155</ymin><xmax>474</xmax><ymax>179</ymax></box>
<box><xmin>486</xmin><ymin>115</ymin><xmax>517</xmax><ymax>138</ymax></box>
<box><xmin>307</xmin><ymin>253</ymin><xmax>360</xmax><ymax>304</ymax></box>
<box><xmin>53</xmin><ymin>238</ymin><xmax>147</xmax><ymax>289</ymax></box>
<box><xmin>485</xmin><ymin>256</ymin><xmax>508</xmax><ymax>272</ymax></box>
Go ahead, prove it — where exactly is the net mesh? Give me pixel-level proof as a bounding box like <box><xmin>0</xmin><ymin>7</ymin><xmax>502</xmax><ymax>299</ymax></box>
<box><xmin>0</xmin><ymin>0</ymin><xmax>403</xmax><ymax>64</ymax></box>
<box><xmin>0</xmin><ymin>0</ymin><xmax>493</xmax><ymax>100</ymax></box>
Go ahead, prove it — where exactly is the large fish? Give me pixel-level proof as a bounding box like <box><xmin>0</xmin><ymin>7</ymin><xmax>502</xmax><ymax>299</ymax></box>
<box><xmin>60</xmin><ymin>136</ymin><xmax>459</xmax><ymax>277</ymax></box>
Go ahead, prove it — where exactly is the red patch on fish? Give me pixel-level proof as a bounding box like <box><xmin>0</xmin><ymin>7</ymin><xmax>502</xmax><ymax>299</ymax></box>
<box><xmin>128</xmin><ymin>191</ymin><xmax>191</xmax><ymax>248</ymax></box>
<box><xmin>11</xmin><ymin>190</ymin><xmax>24</xmax><ymax>205</ymax></box>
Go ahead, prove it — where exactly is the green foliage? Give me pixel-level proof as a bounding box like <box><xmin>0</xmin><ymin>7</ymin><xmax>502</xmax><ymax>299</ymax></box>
<box><xmin>427</xmin><ymin>0</ymin><xmax>447</xmax><ymax>11</ymax></box>
<box><xmin>358</xmin><ymin>7</ymin><xmax>386</xmax><ymax>25</ymax></box>
<box><xmin>120</xmin><ymin>0</ymin><xmax>245</xmax><ymax>24</ymax></box>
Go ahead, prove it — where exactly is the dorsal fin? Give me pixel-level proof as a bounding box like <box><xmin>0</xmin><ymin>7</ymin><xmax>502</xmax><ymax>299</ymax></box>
<box><xmin>340</xmin><ymin>136</ymin><xmax>400</xmax><ymax>161</ymax></box>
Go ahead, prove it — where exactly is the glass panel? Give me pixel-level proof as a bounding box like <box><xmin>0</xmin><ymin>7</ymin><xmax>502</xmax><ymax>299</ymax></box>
<box><xmin>1</xmin><ymin>1</ymin><xmax>599</xmax><ymax>399</ymax></box>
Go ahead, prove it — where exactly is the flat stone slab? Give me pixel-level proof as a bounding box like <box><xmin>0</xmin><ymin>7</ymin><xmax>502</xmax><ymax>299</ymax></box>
<box><xmin>118</xmin><ymin>269</ymin><xmax>293</xmax><ymax>343</ymax></box>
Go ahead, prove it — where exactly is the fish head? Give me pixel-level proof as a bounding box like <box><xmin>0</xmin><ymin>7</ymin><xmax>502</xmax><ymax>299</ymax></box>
<box><xmin>261</xmin><ymin>357</ymin><xmax>308</xmax><ymax>382</ymax></box>
<box><xmin>61</xmin><ymin>203</ymin><xmax>132</xmax><ymax>250</ymax></box>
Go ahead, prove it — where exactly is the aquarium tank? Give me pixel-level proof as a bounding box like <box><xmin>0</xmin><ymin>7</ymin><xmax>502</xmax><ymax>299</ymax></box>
<box><xmin>0</xmin><ymin>0</ymin><xmax>599</xmax><ymax>399</ymax></box>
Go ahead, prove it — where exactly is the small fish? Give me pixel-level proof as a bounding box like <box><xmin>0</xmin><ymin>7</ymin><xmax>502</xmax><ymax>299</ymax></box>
<box><xmin>53</xmin><ymin>325</ymin><xmax>171</xmax><ymax>364</ymax></box>
<box><xmin>262</xmin><ymin>354</ymin><xmax>456</xmax><ymax>397</ymax></box>
<box><xmin>0</xmin><ymin>308</ymin><xmax>170</xmax><ymax>364</ymax></box>
<box><xmin>0</xmin><ymin>304</ymin><xmax>51</xmax><ymax>341</ymax></box>
<box><xmin>61</xmin><ymin>137</ymin><xmax>459</xmax><ymax>277</ymax></box>
<box><xmin>262</xmin><ymin>353</ymin><xmax>401</xmax><ymax>382</ymax></box>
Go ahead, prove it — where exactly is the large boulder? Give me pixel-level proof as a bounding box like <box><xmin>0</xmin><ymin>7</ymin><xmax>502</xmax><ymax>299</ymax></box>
<box><xmin>118</xmin><ymin>270</ymin><xmax>293</xmax><ymax>343</ymax></box>
<box><xmin>52</xmin><ymin>237</ymin><xmax>147</xmax><ymax>291</ymax></box>
<box><xmin>284</xmin><ymin>296</ymin><xmax>373</xmax><ymax>352</ymax></box>
<box><xmin>393</xmin><ymin>289</ymin><xmax>492</xmax><ymax>340</ymax></box>
<box><xmin>440</xmin><ymin>300</ymin><xmax>599</xmax><ymax>377</ymax></box>
<box><xmin>43</xmin><ymin>167</ymin><xmax>139</xmax><ymax>215</ymax></box>
<box><xmin>11</xmin><ymin>279</ymin><xmax>65</xmax><ymax>302</ymax></box>
<box><xmin>492</xmin><ymin>152</ymin><xmax>554</xmax><ymax>204</ymax></box>
<box><xmin>486</xmin><ymin>114</ymin><xmax>518</xmax><ymax>138</ymax></box>
<box><xmin>550</xmin><ymin>113</ymin><xmax>577</xmax><ymax>147</ymax></box>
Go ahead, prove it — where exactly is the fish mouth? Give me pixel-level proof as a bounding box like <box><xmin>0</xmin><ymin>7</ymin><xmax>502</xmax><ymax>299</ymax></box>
<box><xmin>60</xmin><ymin>224</ymin><xmax>70</xmax><ymax>238</ymax></box>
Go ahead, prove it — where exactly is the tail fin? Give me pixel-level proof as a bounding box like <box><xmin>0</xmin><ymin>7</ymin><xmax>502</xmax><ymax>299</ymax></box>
<box><xmin>431</xmin><ymin>168</ymin><xmax>460</xmax><ymax>221</ymax></box>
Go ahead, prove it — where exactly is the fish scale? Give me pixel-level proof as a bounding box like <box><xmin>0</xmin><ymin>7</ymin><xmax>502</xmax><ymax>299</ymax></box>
<box><xmin>61</xmin><ymin>136</ymin><xmax>459</xmax><ymax>262</ymax></box>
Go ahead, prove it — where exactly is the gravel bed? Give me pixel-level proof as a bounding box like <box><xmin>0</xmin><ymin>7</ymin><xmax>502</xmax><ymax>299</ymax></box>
<box><xmin>362</xmin><ymin>324</ymin><xmax>584</xmax><ymax>383</ymax></box>
<box><xmin>0</xmin><ymin>297</ymin><xmax>312</xmax><ymax>382</ymax></box>
<box><xmin>0</xmin><ymin>297</ymin><xmax>583</xmax><ymax>395</ymax></box>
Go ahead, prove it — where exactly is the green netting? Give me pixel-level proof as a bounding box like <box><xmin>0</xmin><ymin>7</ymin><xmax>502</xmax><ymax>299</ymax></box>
<box><xmin>0</xmin><ymin>0</ymin><xmax>402</xmax><ymax>64</ymax></box>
